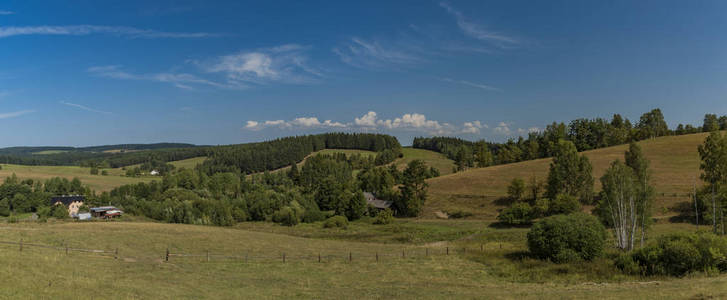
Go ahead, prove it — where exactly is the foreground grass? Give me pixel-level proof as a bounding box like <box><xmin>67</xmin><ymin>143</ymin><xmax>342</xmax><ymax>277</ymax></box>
<box><xmin>0</xmin><ymin>221</ymin><xmax>726</xmax><ymax>299</ymax></box>
<box><xmin>425</xmin><ymin>133</ymin><xmax>708</xmax><ymax>219</ymax></box>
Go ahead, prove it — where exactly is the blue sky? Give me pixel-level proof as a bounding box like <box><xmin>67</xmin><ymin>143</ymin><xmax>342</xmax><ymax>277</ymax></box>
<box><xmin>2</xmin><ymin>0</ymin><xmax>727</xmax><ymax>147</ymax></box>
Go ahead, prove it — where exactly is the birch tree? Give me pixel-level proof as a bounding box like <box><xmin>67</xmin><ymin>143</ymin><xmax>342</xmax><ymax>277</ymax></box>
<box><xmin>697</xmin><ymin>131</ymin><xmax>727</xmax><ymax>234</ymax></box>
<box><xmin>624</xmin><ymin>142</ymin><xmax>654</xmax><ymax>247</ymax></box>
<box><xmin>599</xmin><ymin>161</ymin><xmax>638</xmax><ymax>250</ymax></box>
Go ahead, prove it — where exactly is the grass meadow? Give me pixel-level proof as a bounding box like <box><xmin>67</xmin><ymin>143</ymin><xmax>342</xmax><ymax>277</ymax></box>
<box><xmin>0</xmin><ymin>219</ymin><xmax>725</xmax><ymax>299</ymax></box>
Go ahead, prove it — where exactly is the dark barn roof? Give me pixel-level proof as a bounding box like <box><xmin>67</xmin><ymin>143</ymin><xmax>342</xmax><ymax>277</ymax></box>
<box><xmin>50</xmin><ymin>195</ymin><xmax>85</xmax><ymax>206</ymax></box>
<box><xmin>363</xmin><ymin>192</ymin><xmax>392</xmax><ymax>209</ymax></box>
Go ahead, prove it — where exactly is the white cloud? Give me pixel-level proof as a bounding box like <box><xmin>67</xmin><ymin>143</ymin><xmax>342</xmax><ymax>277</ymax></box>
<box><xmin>0</xmin><ymin>25</ymin><xmax>214</xmax><ymax>39</ymax></box>
<box><xmin>204</xmin><ymin>44</ymin><xmax>322</xmax><ymax>85</ymax></box>
<box><xmin>0</xmin><ymin>110</ymin><xmax>34</xmax><ymax>119</ymax></box>
<box><xmin>355</xmin><ymin>111</ymin><xmax>378</xmax><ymax>126</ymax></box>
<box><xmin>518</xmin><ymin>127</ymin><xmax>541</xmax><ymax>134</ymax></box>
<box><xmin>440</xmin><ymin>2</ymin><xmax>519</xmax><ymax>47</ymax></box>
<box><xmin>0</xmin><ymin>10</ymin><xmax>14</xmax><ymax>15</ymax></box>
<box><xmin>493</xmin><ymin>121</ymin><xmax>511</xmax><ymax>135</ymax></box>
<box><xmin>441</xmin><ymin>77</ymin><xmax>501</xmax><ymax>91</ymax></box>
<box><xmin>333</xmin><ymin>37</ymin><xmax>419</xmax><ymax>69</ymax></box>
<box><xmin>60</xmin><ymin>101</ymin><xmax>112</xmax><ymax>114</ymax></box>
<box><xmin>87</xmin><ymin>65</ymin><xmax>234</xmax><ymax>90</ymax></box>
<box><xmin>462</xmin><ymin>120</ymin><xmax>486</xmax><ymax>134</ymax></box>
<box><xmin>244</xmin><ymin>111</ymin><xmax>465</xmax><ymax>135</ymax></box>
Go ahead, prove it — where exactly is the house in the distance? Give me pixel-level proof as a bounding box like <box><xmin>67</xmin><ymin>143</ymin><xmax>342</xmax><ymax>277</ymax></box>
<box><xmin>363</xmin><ymin>192</ymin><xmax>392</xmax><ymax>210</ymax></box>
<box><xmin>90</xmin><ymin>206</ymin><xmax>124</xmax><ymax>219</ymax></box>
<box><xmin>50</xmin><ymin>195</ymin><xmax>85</xmax><ymax>217</ymax></box>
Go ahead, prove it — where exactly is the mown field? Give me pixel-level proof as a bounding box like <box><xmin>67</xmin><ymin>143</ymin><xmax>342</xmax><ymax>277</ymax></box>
<box><xmin>0</xmin><ymin>164</ymin><xmax>155</xmax><ymax>192</ymax></box>
<box><xmin>0</xmin><ymin>220</ymin><xmax>726</xmax><ymax>299</ymax></box>
<box><xmin>425</xmin><ymin>132</ymin><xmax>708</xmax><ymax>219</ymax></box>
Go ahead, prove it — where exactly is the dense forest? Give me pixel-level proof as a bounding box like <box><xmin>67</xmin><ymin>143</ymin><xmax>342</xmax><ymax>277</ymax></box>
<box><xmin>198</xmin><ymin>133</ymin><xmax>402</xmax><ymax>175</ymax></box>
<box><xmin>414</xmin><ymin>109</ymin><xmax>727</xmax><ymax>171</ymax></box>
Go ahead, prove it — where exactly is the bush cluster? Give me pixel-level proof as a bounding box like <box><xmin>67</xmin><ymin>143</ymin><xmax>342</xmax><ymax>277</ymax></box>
<box><xmin>527</xmin><ymin>213</ymin><xmax>606</xmax><ymax>263</ymax></box>
<box><xmin>323</xmin><ymin>216</ymin><xmax>348</xmax><ymax>229</ymax></box>
<box><xmin>616</xmin><ymin>232</ymin><xmax>727</xmax><ymax>276</ymax></box>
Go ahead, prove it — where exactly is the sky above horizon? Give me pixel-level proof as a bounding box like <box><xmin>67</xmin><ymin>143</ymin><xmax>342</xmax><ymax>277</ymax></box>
<box><xmin>2</xmin><ymin>0</ymin><xmax>727</xmax><ymax>147</ymax></box>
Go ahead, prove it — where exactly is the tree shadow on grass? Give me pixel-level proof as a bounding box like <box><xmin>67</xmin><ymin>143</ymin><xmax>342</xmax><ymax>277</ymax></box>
<box><xmin>504</xmin><ymin>250</ymin><xmax>532</xmax><ymax>261</ymax></box>
<box><xmin>488</xmin><ymin>221</ymin><xmax>533</xmax><ymax>229</ymax></box>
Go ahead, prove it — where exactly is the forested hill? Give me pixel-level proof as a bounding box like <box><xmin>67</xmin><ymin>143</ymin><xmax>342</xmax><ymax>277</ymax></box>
<box><xmin>198</xmin><ymin>133</ymin><xmax>402</xmax><ymax>174</ymax></box>
<box><xmin>0</xmin><ymin>143</ymin><xmax>197</xmax><ymax>156</ymax></box>
<box><xmin>0</xmin><ymin>133</ymin><xmax>402</xmax><ymax>174</ymax></box>
<box><xmin>414</xmin><ymin>109</ymin><xmax>725</xmax><ymax>171</ymax></box>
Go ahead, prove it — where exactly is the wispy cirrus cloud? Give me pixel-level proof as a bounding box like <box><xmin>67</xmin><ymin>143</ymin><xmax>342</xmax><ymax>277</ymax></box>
<box><xmin>439</xmin><ymin>2</ymin><xmax>519</xmax><ymax>47</ymax></box>
<box><xmin>0</xmin><ymin>110</ymin><xmax>34</xmax><ymax>119</ymax></box>
<box><xmin>333</xmin><ymin>37</ymin><xmax>421</xmax><ymax>70</ymax></box>
<box><xmin>0</xmin><ymin>10</ymin><xmax>14</xmax><ymax>15</ymax></box>
<box><xmin>0</xmin><ymin>25</ymin><xmax>215</xmax><ymax>39</ymax></box>
<box><xmin>202</xmin><ymin>44</ymin><xmax>323</xmax><ymax>85</ymax></box>
<box><xmin>441</xmin><ymin>77</ymin><xmax>501</xmax><ymax>91</ymax></box>
<box><xmin>60</xmin><ymin>101</ymin><xmax>112</xmax><ymax>114</ymax></box>
<box><xmin>87</xmin><ymin>65</ymin><xmax>233</xmax><ymax>90</ymax></box>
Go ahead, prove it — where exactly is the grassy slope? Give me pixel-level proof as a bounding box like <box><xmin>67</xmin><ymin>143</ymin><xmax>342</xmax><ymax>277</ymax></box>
<box><xmin>168</xmin><ymin>156</ymin><xmax>208</xmax><ymax>169</ymax></box>
<box><xmin>0</xmin><ymin>164</ymin><xmax>155</xmax><ymax>192</ymax></box>
<box><xmin>0</xmin><ymin>221</ymin><xmax>725</xmax><ymax>299</ymax></box>
<box><xmin>426</xmin><ymin>132</ymin><xmax>708</xmax><ymax>219</ymax></box>
<box><xmin>395</xmin><ymin>148</ymin><xmax>456</xmax><ymax>176</ymax></box>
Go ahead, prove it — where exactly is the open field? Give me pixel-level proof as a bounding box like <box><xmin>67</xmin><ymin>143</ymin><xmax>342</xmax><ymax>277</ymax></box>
<box><xmin>425</xmin><ymin>132</ymin><xmax>709</xmax><ymax>219</ymax></box>
<box><xmin>31</xmin><ymin>150</ymin><xmax>69</xmax><ymax>155</ymax></box>
<box><xmin>0</xmin><ymin>164</ymin><xmax>156</xmax><ymax>192</ymax></box>
<box><xmin>0</xmin><ymin>220</ymin><xmax>725</xmax><ymax>299</ymax></box>
<box><xmin>168</xmin><ymin>156</ymin><xmax>208</xmax><ymax>169</ymax></box>
<box><xmin>395</xmin><ymin>148</ymin><xmax>456</xmax><ymax>176</ymax></box>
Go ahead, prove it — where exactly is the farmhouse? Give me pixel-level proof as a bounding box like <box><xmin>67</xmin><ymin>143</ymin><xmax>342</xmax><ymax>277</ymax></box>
<box><xmin>50</xmin><ymin>195</ymin><xmax>85</xmax><ymax>217</ymax></box>
<box><xmin>363</xmin><ymin>192</ymin><xmax>392</xmax><ymax>210</ymax></box>
<box><xmin>90</xmin><ymin>206</ymin><xmax>124</xmax><ymax>219</ymax></box>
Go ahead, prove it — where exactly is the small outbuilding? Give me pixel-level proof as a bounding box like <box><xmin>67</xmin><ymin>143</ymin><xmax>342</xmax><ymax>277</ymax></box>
<box><xmin>90</xmin><ymin>206</ymin><xmax>124</xmax><ymax>219</ymax></box>
<box><xmin>363</xmin><ymin>192</ymin><xmax>392</xmax><ymax>210</ymax></box>
<box><xmin>50</xmin><ymin>195</ymin><xmax>85</xmax><ymax>217</ymax></box>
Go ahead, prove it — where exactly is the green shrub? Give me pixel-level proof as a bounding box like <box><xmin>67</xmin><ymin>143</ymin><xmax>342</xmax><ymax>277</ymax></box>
<box><xmin>373</xmin><ymin>209</ymin><xmax>394</xmax><ymax>225</ymax></box>
<box><xmin>302</xmin><ymin>208</ymin><xmax>326</xmax><ymax>223</ymax></box>
<box><xmin>272</xmin><ymin>207</ymin><xmax>299</xmax><ymax>226</ymax></box>
<box><xmin>497</xmin><ymin>203</ymin><xmax>534</xmax><ymax>225</ymax></box>
<box><xmin>323</xmin><ymin>215</ymin><xmax>348</xmax><ymax>229</ymax></box>
<box><xmin>507</xmin><ymin>178</ymin><xmax>526</xmax><ymax>202</ymax></box>
<box><xmin>51</xmin><ymin>204</ymin><xmax>69</xmax><ymax>220</ymax></box>
<box><xmin>547</xmin><ymin>194</ymin><xmax>581</xmax><ymax>215</ymax></box>
<box><xmin>623</xmin><ymin>232</ymin><xmax>727</xmax><ymax>276</ymax></box>
<box><xmin>527</xmin><ymin>213</ymin><xmax>606</xmax><ymax>263</ymax></box>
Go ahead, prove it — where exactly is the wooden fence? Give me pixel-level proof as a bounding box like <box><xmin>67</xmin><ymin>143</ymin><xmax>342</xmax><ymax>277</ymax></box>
<box><xmin>0</xmin><ymin>239</ymin><xmax>504</xmax><ymax>264</ymax></box>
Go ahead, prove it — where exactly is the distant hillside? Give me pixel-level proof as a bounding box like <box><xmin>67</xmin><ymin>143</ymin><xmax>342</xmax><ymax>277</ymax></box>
<box><xmin>0</xmin><ymin>143</ymin><xmax>197</xmax><ymax>155</ymax></box>
<box><xmin>425</xmin><ymin>132</ymin><xmax>708</xmax><ymax>219</ymax></box>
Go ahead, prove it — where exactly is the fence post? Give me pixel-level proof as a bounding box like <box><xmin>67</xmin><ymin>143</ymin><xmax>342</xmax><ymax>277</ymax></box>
<box><xmin>283</xmin><ymin>253</ymin><xmax>286</xmax><ymax>263</ymax></box>
<box><xmin>425</xmin><ymin>248</ymin><xmax>428</xmax><ymax>257</ymax></box>
<box><xmin>19</xmin><ymin>239</ymin><xmax>22</xmax><ymax>252</ymax></box>
<box><xmin>463</xmin><ymin>247</ymin><xmax>466</xmax><ymax>255</ymax></box>
<box><xmin>65</xmin><ymin>245</ymin><xmax>69</xmax><ymax>255</ymax></box>
<box><xmin>481</xmin><ymin>244</ymin><xmax>483</xmax><ymax>252</ymax></box>
<box><xmin>446</xmin><ymin>247</ymin><xmax>449</xmax><ymax>255</ymax></box>
<box><xmin>165</xmin><ymin>248</ymin><xmax>169</xmax><ymax>262</ymax></box>
<box><xmin>376</xmin><ymin>252</ymin><xmax>379</xmax><ymax>263</ymax></box>
<box><xmin>349</xmin><ymin>252</ymin><xmax>352</xmax><ymax>262</ymax></box>
<box><xmin>114</xmin><ymin>248</ymin><xmax>118</xmax><ymax>260</ymax></box>
<box><xmin>206</xmin><ymin>250</ymin><xmax>210</xmax><ymax>262</ymax></box>
<box><xmin>245</xmin><ymin>251</ymin><xmax>248</xmax><ymax>263</ymax></box>
<box><xmin>318</xmin><ymin>253</ymin><xmax>321</xmax><ymax>263</ymax></box>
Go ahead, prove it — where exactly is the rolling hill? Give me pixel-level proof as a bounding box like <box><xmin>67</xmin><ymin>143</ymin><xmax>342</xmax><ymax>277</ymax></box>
<box><xmin>425</xmin><ymin>132</ymin><xmax>709</xmax><ymax>219</ymax></box>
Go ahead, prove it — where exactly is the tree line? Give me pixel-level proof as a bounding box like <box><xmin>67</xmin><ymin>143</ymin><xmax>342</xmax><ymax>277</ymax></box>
<box><xmin>414</xmin><ymin>108</ymin><xmax>725</xmax><ymax>172</ymax></box>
